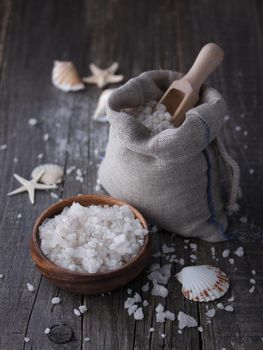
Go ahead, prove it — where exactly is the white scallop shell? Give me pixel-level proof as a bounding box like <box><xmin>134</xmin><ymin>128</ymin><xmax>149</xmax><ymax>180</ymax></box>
<box><xmin>176</xmin><ymin>265</ymin><xmax>229</xmax><ymax>302</ymax></box>
<box><xmin>31</xmin><ymin>164</ymin><xmax>63</xmax><ymax>185</ymax></box>
<box><xmin>92</xmin><ymin>88</ymin><xmax>116</xmax><ymax>122</ymax></box>
<box><xmin>52</xmin><ymin>61</ymin><xmax>85</xmax><ymax>92</ymax></box>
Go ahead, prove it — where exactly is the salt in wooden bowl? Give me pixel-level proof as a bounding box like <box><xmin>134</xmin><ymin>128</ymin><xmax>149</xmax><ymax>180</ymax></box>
<box><xmin>31</xmin><ymin>194</ymin><xmax>152</xmax><ymax>295</ymax></box>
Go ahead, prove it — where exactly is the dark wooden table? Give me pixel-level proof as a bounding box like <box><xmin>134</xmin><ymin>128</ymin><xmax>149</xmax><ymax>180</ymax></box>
<box><xmin>0</xmin><ymin>1</ymin><xmax>263</xmax><ymax>349</ymax></box>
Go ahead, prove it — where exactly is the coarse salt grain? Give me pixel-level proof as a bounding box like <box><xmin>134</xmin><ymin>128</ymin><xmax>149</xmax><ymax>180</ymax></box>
<box><xmin>124</xmin><ymin>297</ymin><xmax>135</xmax><ymax>309</ymax></box>
<box><xmin>224</xmin><ymin>305</ymin><xmax>234</xmax><ymax>312</ymax></box>
<box><xmin>127</xmin><ymin>288</ymin><xmax>132</xmax><ymax>294</ymax></box>
<box><xmin>84</xmin><ymin>337</ymin><xmax>91</xmax><ymax>342</ymax></box>
<box><xmin>0</xmin><ymin>144</ymin><xmax>7</xmax><ymax>150</ymax></box>
<box><xmin>149</xmin><ymin>327</ymin><xmax>155</xmax><ymax>333</ymax></box>
<box><xmin>240</xmin><ymin>216</ymin><xmax>248</xmax><ymax>223</ymax></box>
<box><xmin>151</xmin><ymin>284</ymin><xmax>168</xmax><ymax>298</ymax></box>
<box><xmin>74</xmin><ymin>308</ymin><xmax>81</xmax><ymax>316</ymax></box>
<box><xmin>0</xmin><ymin>273</ymin><xmax>4</xmax><ymax>279</ymax></box>
<box><xmin>134</xmin><ymin>307</ymin><xmax>144</xmax><ymax>320</ymax></box>
<box><xmin>43</xmin><ymin>133</ymin><xmax>50</xmax><ymax>141</ymax></box>
<box><xmin>198</xmin><ymin>326</ymin><xmax>203</xmax><ymax>332</ymax></box>
<box><xmin>161</xmin><ymin>333</ymin><xmax>166</xmax><ymax>339</ymax></box>
<box><xmin>26</xmin><ymin>283</ymin><xmax>35</xmax><ymax>292</ymax></box>
<box><xmin>40</xmin><ymin>203</ymin><xmax>148</xmax><ymax>273</ymax></box>
<box><xmin>24</xmin><ymin>337</ymin><xmax>30</xmax><ymax>343</ymax></box>
<box><xmin>229</xmin><ymin>258</ymin><xmax>235</xmax><ymax>265</ymax></box>
<box><xmin>251</xmin><ymin>270</ymin><xmax>256</xmax><ymax>275</ymax></box>
<box><xmin>143</xmin><ymin>300</ymin><xmax>149</xmax><ymax>307</ymax></box>
<box><xmin>249</xmin><ymin>286</ymin><xmax>255</xmax><ymax>294</ymax></box>
<box><xmin>141</xmin><ymin>282</ymin><xmax>149</xmax><ymax>292</ymax></box>
<box><xmin>179</xmin><ymin>258</ymin><xmax>185</xmax><ymax>266</ymax></box>
<box><xmin>234</xmin><ymin>246</ymin><xmax>244</xmax><ymax>257</ymax></box>
<box><xmin>250</xmin><ymin>278</ymin><xmax>256</xmax><ymax>284</ymax></box>
<box><xmin>128</xmin><ymin>304</ymin><xmax>138</xmax><ymax>316</ymax></box>
<box><xmin>178</xmin><ymin>311</ymin><xmax>198</xmax><ymax>329</ymax></box>
<box><xmin>162</xmin><ymin>243</ymin><xmax>175</xmax><ymax>254</ymax></box>
<box><xmin>190</xmin><ymin>243</ymin><xmax>198</xmax><ymax>252</ymax></box>
<box><xmin>51</xmin><ymin>297</ymin><xmax>60</xmax><ymax>304</ymax></box>
<box><xmin>205</xmin><ymin>309</ymin><xmax>215</xmax><ymax>318</ymax></box>
<box><xmin>44</xmin><ymin>328</ymin><xmax>51</xmax><ymax>334</ymax></box>
<box><xmin>28</xmin><ymin>118</ymin><xmax>38</xmax><ymax>126</ymax></box>
<box><xmin>222</xmin><ymin>249</ymin><xmax>230</xmax><ymax>258</ymax></box>
<box><xmin>217</xmin><ymin>303</ymin><xmax>224</xmax><ymax>310</ymax></box>
<box><xmin>79</xmin><ymin>305</ymin><xmax>88</xmax><ymax>313</ymax></box>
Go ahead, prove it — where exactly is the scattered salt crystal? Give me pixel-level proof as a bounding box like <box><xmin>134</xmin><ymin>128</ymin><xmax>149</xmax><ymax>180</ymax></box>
<box><xmin>17</xmin><ymin>213</ymin><xmax>22</xmax><ymax>219</ymax></box>
<box><xmin>205</xmin><ymin>309</ymin><xmax>215</xmax><ymax>318</ymax></box>
<box><xmin>189</xmin><ymin>254</ymin><xmax>197</xmax><ymax>260</ymax></box>
<box><xmin>124</xmin><ymin>297</ymin><xmax>135</xmax><ymax>309</ymax></box>
<box><xmin>161</xmin><ymin>333</ymin><xmax>166</xmax><ymax>339</ymax></box>
<box><xmin>211</xmin><ymin>247</ymin><xmax>216</xmax><ymax>259</ymax></box>
<box><xmin>249</xmin><ymin>286</ymin><xmax>255</xmax><ymax>294</ymax></box>
<box><xmin>156</xmin><ymin>312</ymin><xmax>166</xmax><ymax>323</ymax></box>
<box><xmin>228</xmin><ymin>296</ymin><xmax>235</xmax><ymax>302</ymax></box>
<box><xmin>0</xmin><ymin>273</ymin><xmax>4</xmax><ymax>279</ymax></box>
<box><xmin>224</xmin><ymin>305</ymin><xmax>234</xmax><ymax>312</ymax></box>
<box><xmin>66</xmin><ymin>166</ymin><xmax>76</xmax><ymax>175</ymax></box>
<box><xmin>162</xmin><ymin>243</ymin><xmax>175</xmax><ymax>254</ymax></box>
<box><xmin>224</xmin><ymin>115</ymin><xmax>230</xmax><ymax>121</ymax></box>
<box><xmin>0</xmin><ymin>144</ymin><xmax>7</xmax><ymax>150</ymax></box>
<box><xmin>134</xmin><ymin>307</ymin><xmax>144</xmax><ymax>320</ymax></box>
<box><xmin>50</xmin><ymin>192</ymin><xmax>58</xmax><ymax>199</ymax></box>
<box><xmin>229</xmin><ymin>258</ymin><xmax>235</xmax><ymax>265</ymax></box>
<box><xmin>143</xmin><ymin>300</ymin><xmax>149</xmax><ymax>307</ymax></box>
<box><xmin>40</xmin><ymin>203</ymin><xmax>148</xmax><ymax>273</ymax></box>
<box><xmin>43</xmin><ymin>133</ymin><xmax>50</xmax><ymax>141</ymax></box>
<box><xmin>243</xmin><ymin>131</ymin><xmax>248</xmax><ymax>136</ymax></box>
<box><xmin>190</xmin><ymin>243</ymin><xmax>197</xmax><ymax>252</ymax></box>
<box><xmin>28</xmin><ymin>118</ymin><xmax>38</xmax><ymax>126</ymax></box>
<box><xmin>128</xmin><ymin>304</ymin><xmax>138</xmax><ymax>316</ymax></box>
<box><xmin>51</xmin><ymin>297</ymin><xmax>60</xmax><ymax>304</ymax></box>
<box><xmin>134</xmin><ymin>292</ymin><xmax>142</xmax><ymax>303</ymax></box>
<box><xmin>222</xmin><ymin>249</ymin><xmax>230</xmax><ymax>258</ymax></box>
<box><xmin>14</xmin><ymin>157</ymin><xmax>18</xmax><ymax>162</ymax></box>
<box><xmin>127</xmin><ymin>288</ymin><xmax>132</xmax><ymax>295</ymax></box>
<box><xmin>184</xmin><ymin>239</ymin><xmax>189</xmax><ymax>243</ymax></box>
<box><xmin>179</xmin><ymin>258</ymin><xmax>185</xmax><ymax>266</ymax></box>
<box><xmin>250</xmin><ymin>278</ymin><xmax>256</xmax><ymax>284</ymax></box>
<box><xmin>151</xmin><ymin>225</ymin><xmax>158</xmax><ymax>233</ymax></box>
<box><xmin>44</xmin><ymin>328</ymin><xmax>51</xmax><ymax>335</ymax></box>
<box><xmin>240</xmin><ymin>216</ymin><xmax>247</xmax><ymax>223</ymax></box>
<box><xmin>149</xmin><ymin>327</ymin><xmax>155</xmax><ymax>333</ymax></box>
<box><xmin>84</xmin><ymin>337</ymin><xmax>90</xmax><ymax>342</ymax></box>
<box><xmin>149</xmin><ymin>263</ymin><xmax>160</xmax><ymax>272</ymax></box>
<box><xmin>164</xmin><ymin>310</ymin><xmax>175</xmax><ymax>321</ymax></box>
<box><xmin>155</xmin><ymin>303</ymin><xmax>164</xmax><ymax>313</ymax></box>
<box><xmin>184</xmin><ymin>245</ymin><xmax>188</xmax><ymax>249</ymax></box>
<box><xmin>147</xmin><ymin>270</ymin><xmax>169</xmax><ymax>284</ymax></box>
<box><xmin>217</xmin><ymin>303</ymin><xmax>224</xmax><ymax>310</ymax></box>
<box><xmin>249</xmin><ymin>169</ymin><xmax>255</xmax><ymax>175</ymax></box>
<box><xmin>178</xmin><ymin>311</ymin><xmax>198</xmax><ymax>329</ymax></box>
<box><xmin>79</xmin><ymin>305</ymin><xmax>87</xmax><ymax>313</ymax></box>
<box><xmin>37</xmin><ymin>153</ymin><xmax>44</xmax><ymax>160</ymax></box>
<box><xmin>234</xmin><ymin>246</ymin><xmax>244</xmax><ymax>257</ymax></box>
<box><xmin>198</xmin><ymin>326</ymin><xmax>203</xmax><ymax>332</ymax></box>
<box><xmin>26</xmin><ymin>283</ymin><xmax>35</xmax><ymax>292</ymax></box>
<box><xmin>159</xmin><ymin>264</ymin><xmax>172</xmax><ymax>276</ymax></box>
<box><xmin>178</xmin><ymin>329</ymin><xmax>183</xmax><ymax>334</ymax></box>
<box><xmin>151</xmin><ymin>284</ymin><xmax>168</xmax><ymax>298</ymax></box>
<box><xmin>251</xmin><ymin>270</ymin><xmax>256</xmax><ymax>275</ymax></box>
<box><xmin>235</xmin><ymin>125</ymin><xmax>241</xmax><ymax>132</ymax></box>
<box><xmin>74</xmin><ymin>308</ymin><xmax>81</xmax><ymax>316</ymax></box>
<box><xmin>24</xmin><ymin>337</ymin><xmax>30</xmax><ymax>343</ymax></box>
<box><xmin>142</xmin><ymin>282</ymin><xmax>149</xmax><ymax>292</ymax></box>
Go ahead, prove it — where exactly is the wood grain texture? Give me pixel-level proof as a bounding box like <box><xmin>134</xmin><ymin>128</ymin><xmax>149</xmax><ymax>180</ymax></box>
<box><xmin>0</xmin><ymin>0</ymin><xmax>262</xmax><ymax>349</ymax></box>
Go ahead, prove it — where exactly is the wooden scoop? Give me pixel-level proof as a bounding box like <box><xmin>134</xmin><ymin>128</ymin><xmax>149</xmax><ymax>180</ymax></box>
<box><xmin>159</xmin><ymin>43</ymin><xmax>224</xmax><ymax>127</ymax></box>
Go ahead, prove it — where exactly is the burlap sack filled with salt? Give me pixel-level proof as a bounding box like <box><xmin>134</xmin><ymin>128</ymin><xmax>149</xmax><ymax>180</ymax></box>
<box><xmin>98</xmin><ymin>70</ymin><xmax>240</xmax><ymax>242</ymax></box>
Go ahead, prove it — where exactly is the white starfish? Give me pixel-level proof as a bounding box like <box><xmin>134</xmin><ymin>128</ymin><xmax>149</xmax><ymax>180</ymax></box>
<box><xmin>82</xmin><ymin>62</ymin><xmax>123</xmax><ymax>88</ymax></box>
<box><xmin>7</xmin><ymin>170</ymin><xmax>57</xmax><ymax>205</ymax></box>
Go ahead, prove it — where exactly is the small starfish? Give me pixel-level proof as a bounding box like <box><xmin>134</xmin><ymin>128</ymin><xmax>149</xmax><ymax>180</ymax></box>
<box><xmin>7</xmin><ymin>170</ymin><xmax>57</xmax><ymax>205</ymax></box>
<box><xmin>82</xmin><ymin>62</ymin><xmax>124</xmax><ymax>88</ymax></box>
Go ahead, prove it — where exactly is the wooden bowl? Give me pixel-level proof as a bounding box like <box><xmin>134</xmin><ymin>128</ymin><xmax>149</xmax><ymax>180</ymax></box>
<box><xmin>31</xmin><ymin>194</ymin><xmax>152</xmax><ymax>295</ymax></box>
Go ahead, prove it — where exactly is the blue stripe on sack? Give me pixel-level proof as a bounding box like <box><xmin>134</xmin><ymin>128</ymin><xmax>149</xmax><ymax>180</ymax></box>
<box><xmin>197</xmin><ymin>115</ymin><xmax>228</xmax><ymax>240</ymax></box>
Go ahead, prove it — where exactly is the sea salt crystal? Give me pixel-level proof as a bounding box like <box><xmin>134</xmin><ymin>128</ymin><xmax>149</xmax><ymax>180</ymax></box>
<box><xmin>178</xmin><ymin>311</ymin><xmax>198</xmax><ymax>329</ymax></box>
<box><xmin>149</xmin><ymin>263</ymin><xmax>160</xmax><ymax>271</ymax></box>
<box><xmin>135</xmin><ymin>101</ymin><xmax>174</xmax><ymax>134</ymax></box>
<box><xmin>26</xmin><ymin>283</ymin><xmax>35</xmax><ymax>292</ymax></box>
<box><xmin>0</xmin><ymin>274</ymin><xmax>4</xmax><ymax>279</ymax></box>
<box><xmin>190</xmin><ymin>243</ymin><xmax>197</xmax><ymax>252</ymax></box>
<box><xmin>40</xmin><ymin>203</ymin><xmax>148</xmax><ymax>273</ymax></box>
<box><xmin>127</xmin><ymin>288</ymin><xmax>132</xmax><ymax>295</ymax></box>
<box><xmin>134</xmin><ymin>307</ymin><xmax>144</xmax><ymax>320</ymax></box>
<box><xmin>43</xmin><ymin>133</ymin><xmax>50</xmax><ymax>141</ymax></box>
<box><xmin>217</xmin><ymin>303</ymin><xmax>224</xmax><ymax>310</ymax></box>
<box><xmin>205</xmin><ymin>309</ymin><xmax>215</xmax><ymax>318</ymax></box>
<box><xmin>222</xmin><ymin>249</ymin><xmax>230</xmax><ymax>258</ymax></box>
<box><xmin>251</xmin><ymin>270</ymin><xmax>256</xmax><ymax>275</ymax></box>
<box><xmin>0</xmin><ymin>144</ymin><xmax>7</xmax><ymax>150</ymax></box>
<box><xmin>224</xmin><ymin>305</ymin><xmax>234</xmax><ymax>312</ymax></box>
<box><xmin>164</xmin><ymin>310</ymin><xmax>175</xmax><ymax>321</ymax></box>
<box><xmin>28</xmin><ymin>118</ymin><xmax>38</xmax><ymax>126</ymax></box>
<box><xmin>24</xmin><ymin>337</ymin><xmax>30</xmax><ymax>343</ymax></box>
<box><xmin>151</xmin><ymin>225</ymin><xmax>158</xmax><ymax>233</ymax></box>
<box><xmin>228</xmin><ymin>296</ymin><xmax>235</xmax><ymax>302</ymax></box>
<box><xmin>234</xmin><ymin>247</ymin><xmax>244</xmax><ymax>257</ymax></box>
<box><xmin>79</xmin><ymin>305</ymin><xmax>87</xmax><ymax>313</ymax></box>
<box><xmin>189</xmin><ymin>254</ymin><xmax>197</xmax><ymax>261</ymax></box>
<box><xmin>249</xmin><ymin>286</ymin><xmax>255</xmax><ymax>294</ymax></box>
<box><xmin>161</xmin><ymin>333</ymin><xmax>166</xmax><ymax>339</ymax></box>
<box><xmin>178</xmin><ymin>329</ymin><xmax>183</xmax><ymax>334</ymax></box>
<box><xmin>156</xmin><ymin>312</ymin><xmax>166</xmax><ymax>323</ymax></box>
<box><xmin>149</xmin><ymin>327</ymin><xmax>155</xmax><ymax>333</ymax></box>
<box><xmin>44</xmin><ymin>328</ymin><xmax>51</xmax><ymax>334</ymax></box>
<box><xmin>51</xmin><ymin>297</ymin><xmax>61</xmax><ymax>304</ymax></box>
<box><xmin>66</xmin><ymin>166</ymin><xmax>76</xmax><ymax>175</ymax></box>
<box><xmin>179</xmin><ymin>258</ymin><xmax>185</xmax><ymax>266</ymax></box>
<box><xmin>224</xmin><ymin>115</ymin><xmax>230</xmax><ymax>121</ymax></box>
<box><xmin>198</xmin><ymin>326</ymin><xmax>203</xmax><ymax>332</ymax></box>
<box><xmin>151</xmin><ymin>284</ymin><xmax>168</xmax><ymax>298</ymax></box>
<box><xmin>74</xmin><ymin>308</ymin><xmax>81</xmax><ymax>316</ymax></box>
<box><xmin>249</xmin><ymin>169</ymin><xmax>255</xmax><ymax>175</ymax></box>
<box><xmin>17</xmin><ymin>213</ymin><xmax>22</xmax><ymax>219</ymax></box>
<box><xmin>235</xmin><ymin>125</ymin><xmax>241</xmax><ymax>132</ymax></box>
<box><xmin>229</xmin><ymin>258</ymin><xmax>235</xmax><ymax>265</ymax></box>
<box><xmin>211</xmin><ymin>246</ymin><xmax>216</xmax><ymax>259</ymax></box>
<box><xmin>134</xmin><ymin>292</ymin><xmax>142</xmax><ymax>303</ymax></box>
<box><xmin>124</xmin><ymin>297</ymin><xmax>135</xmax><ymax>309</ymax></box>
<box><xmin>155</xmin><ymin>303</ymin><xmax>164</xmax><ymax>313</ymax></box>
<box><xmin>162</xmin><ymin>243</ymin><xmax>175</xmax><ymax>254</ymax></box>
<box><xmin>84</xmin><ymin>337</ymin><xmax>90</xmax><ymax>342</ymax></box>
<box><xmin>250</xmin><ymin>278</ymin><xmax>256</xmax><ymax>284</ymax></box>
<box><xmin>142</xmin><ymin>282</ymin><xmax>149</xmax><ymax>292</ymax></box>
<box><xmin>143</xmin><ymin>300</ymin><xmax>149</xmax><ymax>307</ymax></box>
<box><xmin>50</xmin><ymin>192</ymin><xmax>58</xmax><ymax>199</ymax></box>
<box><xmin>128</xmin><ymin>304</ymin><xmax>138</xmax><ymax>316</ymax></box>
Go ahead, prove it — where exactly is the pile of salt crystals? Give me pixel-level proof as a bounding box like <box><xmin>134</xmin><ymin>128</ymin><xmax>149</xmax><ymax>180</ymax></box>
<box><xmin>40</xmin><ymin>202</ymin><xmax>148</xmax><ymax>273</ymax></box>
<box><xmin>132</xmin><ymin>101</ymin><xmax>174</xmax><ymax>134</ymax></box>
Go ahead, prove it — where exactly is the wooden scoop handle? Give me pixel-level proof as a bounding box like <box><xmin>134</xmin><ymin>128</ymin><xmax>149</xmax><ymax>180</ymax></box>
<box><xmin>183</xmin><ymin>43</ymin><xmax>224</xmax><ymax>91</ymax></box>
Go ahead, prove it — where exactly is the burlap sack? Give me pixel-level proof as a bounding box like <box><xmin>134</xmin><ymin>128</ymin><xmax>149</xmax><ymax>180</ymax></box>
<box><xmin>98</xmin><ymin>70</ymin><xmax>240</xmax><ymax>242</ymax></box>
